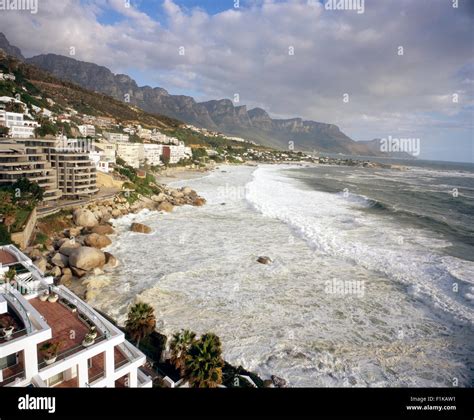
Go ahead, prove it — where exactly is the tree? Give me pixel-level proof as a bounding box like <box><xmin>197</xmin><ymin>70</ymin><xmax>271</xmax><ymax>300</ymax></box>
<box><xmin>11</xmin><ymin>178</ymin><xmax>44</xmax><ymax>204</ymax></box>
<box><xmin>0</xmin><ymin>190</ymin><xmax>16</xmax><ymax>232</ymax></box>
<box><xmin>0</xmin><ymin>126</ymin><xmax>9</xmax><ymax>137</ymax></box>
<box><xmin>125</xmin><ymin>302</ymin><xmax>156</xmax><ymax>348</ymax></box>
<box><xmin>170</xmin><ymin>329</ymin><xmax>196</xmax><ymax>375</ymax></box>
<box><xmin>0</xmin><ymin>224</ymin><xmax>11</xmax><ymax>246</ymax></box>
<box><xmin>184</xmin><ymin>333</ymin><xmax>224</xmax><ymax>388</ymax></box>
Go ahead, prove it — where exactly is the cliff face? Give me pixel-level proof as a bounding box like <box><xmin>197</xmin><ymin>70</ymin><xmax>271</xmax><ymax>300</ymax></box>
<box><xmin>0</xmin><ymin>33</ymin><xmax>25</xmax><ymax>60</ymax></box>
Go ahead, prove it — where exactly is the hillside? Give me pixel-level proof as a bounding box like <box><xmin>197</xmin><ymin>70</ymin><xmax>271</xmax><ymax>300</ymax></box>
<box><xmin>0</xmin><ymin>50</ymin><xmax>181</xmax><ymax>131</ymax></box>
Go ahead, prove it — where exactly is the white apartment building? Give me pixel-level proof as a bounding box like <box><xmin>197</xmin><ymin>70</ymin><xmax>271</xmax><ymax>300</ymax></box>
<box><xmin>137</xmin><ymin>126</ymin><xmax>152</xmax><ymax>140</ymax></box>
<box><xmin>95</xmin><ymin>142</ymin><xmax>116</xmax><ymax>165</ymax></box>
<box><xmin>0</xmin><ymin>245</ymin><xmax>152</xmax><ymax>388</ymax></box>
<box><xmin>150</xmin><ymin>131</ymin><xmax>179</xmax><ymax>145</ymax></box>
<box><xmin>78</xmin><ymin>124</ymin><xmax>96</xmax><ymax>137</ymax></box>
<box><xmin>103</xmin><ymin>132</ymin><xmax>129</xmax><ymax>143</ymax></box>
<box><xmin>169</xmin><ymin>142</ymin><xmax>193</xmax><ymax>163</ymax></box>
<box><xmin>0</xmin><ymin>111</ymin><xmax>38</xmax><ymax>138</ymax></box>
<box><xmin>89</xmin><ymin>151</ymin><xmax>111</xmax><ymax>173</ymax></box>
<box><xmin>143</xmin><ymin>144</ymin><xmax>164</xmax><ymax>167</ymax></box>
<box><xmin>116</xmin><ymin>143</ymin><xmax>144</xmax><ymax>169</ymax></box>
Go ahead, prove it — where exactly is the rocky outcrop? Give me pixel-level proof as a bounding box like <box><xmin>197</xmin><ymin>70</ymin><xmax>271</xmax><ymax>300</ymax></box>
<box><xmin>58</xmin><ymin>240</ymin><xmax>81</xmax><ymax>256</ymax></box>
<box><xmin>51</xmin><ymin>252</ymin><xmax>68</xmax><ymax>268</ymax></box>
<box><xmin>84</xmin><ymin>233</ymin><xmax>112</xmax><ymax>249</ymax></box>
<box><xmin>91</xmin><ymin>225</ymin><xmax>115</xmax><ymax>235</ymax></box>
<box><xmin>158</xmin><ymin>202</ymin><xmax>174</xmax><ymax>213</ymax></box>
<box><xmin>69</xmin><ymin>247</ymin><xmax>106</xmax><ymax>272</ymax></box>
<box><xmin>130</xmin><ymin>223</ymin><xmax>152</xmax><ymax>234</ymax></box>
<box><xmin>73</xmin><ymin>209</ymin><xmax>99</xmax><ymax>228</ymax></box>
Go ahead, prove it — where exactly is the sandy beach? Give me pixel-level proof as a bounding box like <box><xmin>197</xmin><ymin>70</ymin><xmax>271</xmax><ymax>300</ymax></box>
<box><xmin>154</xmin><ymin>166</ymin><xmax>213</xmax><ymax>184</ymax></box>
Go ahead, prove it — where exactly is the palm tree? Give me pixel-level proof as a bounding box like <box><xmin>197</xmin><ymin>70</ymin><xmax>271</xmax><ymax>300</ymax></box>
<box><xmin>184</xmin><ymin>332</ymin><xmax>224</xmax><ymax>388</ymax></box>
<box><xmin>125</xmin><ymin>302</ymin><xmax>156</xmax><ymax>348</ymax></box>
<box><xmin>170</xmin><ymin>329</ymin><xmax>196</xmax><ymax>375</ymax></box>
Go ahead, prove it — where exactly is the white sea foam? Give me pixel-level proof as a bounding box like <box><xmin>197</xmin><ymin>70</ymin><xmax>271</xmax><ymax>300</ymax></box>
<box><xmin>246</xmin><ymin>166</ymin><xmax>474</xmax><ymax>325</ymax></box>
<box><xmin>89</xmin><ymin>164</ymin><xmax>474</xmax><ymax>387</ymax></box>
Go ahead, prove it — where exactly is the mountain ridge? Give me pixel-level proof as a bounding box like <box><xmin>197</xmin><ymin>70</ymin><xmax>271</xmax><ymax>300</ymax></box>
<box><xmin>1</xmin><ymin>32</ymin><xmax>392</xmax><ymax>156</ymax></box>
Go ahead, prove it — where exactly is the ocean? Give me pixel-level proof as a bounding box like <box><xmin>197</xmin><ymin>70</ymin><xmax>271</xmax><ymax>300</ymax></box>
<box><xmin>89</xmin><ymin>161</ymin><xmax>474</xmax><ymax>387</ymax></box>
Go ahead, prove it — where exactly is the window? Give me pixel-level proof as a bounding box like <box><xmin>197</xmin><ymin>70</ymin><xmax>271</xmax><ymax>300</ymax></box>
<box><xmin>0</xmin><ymin>353</ymin><xmax>17</xmax><ymax>370</ymax></box>
<box><xmin>47</xmin><ymin>372</ymin><xmax>64</xmax><ymax>387</ymax></box>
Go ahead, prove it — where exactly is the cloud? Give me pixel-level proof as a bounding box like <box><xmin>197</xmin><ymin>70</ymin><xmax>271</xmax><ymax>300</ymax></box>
<box><xmin>0</xmin><ymin>0</ymin><xmax>472</xmax><ymax>159</ymax></box>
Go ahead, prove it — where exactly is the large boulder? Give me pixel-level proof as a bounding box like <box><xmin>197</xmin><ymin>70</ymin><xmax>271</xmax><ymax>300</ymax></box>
<box><xmin>33</xmin><ymin>256</ymin><xmax>47</xmax><ymax>273</ymax></box>
<box><xmin>84</xmin><ymin>233</ymin><xmax>112</xmax><ymax>249</ymax></box>
<box><xmin>69</xmin><ymin>247</ymin><xmax>106</xmax><ymax>272</ymax></box>
<box><xmin>51</xmin><ymin>252</ymin><xmax>69</xmax><ymax>268</ymax></box>
<box><xmin>91</xmin><ymin>225</ymin><xmax>115</xmax><ymax>235</ymax></box>
<box><xmin>130</xmin><ymin>223</ymin><xmax>152</xmax><ymax>234</ymax></box>
<box><xmin>73</xmin><ymin>209</ymin><xmax>99</xmax><ymax>228</ymax></box>
<box><xmin>59</xmin><ymin>240</ymin><xmax>81</xmax><ymax>257</ymax></box>
<box><xmin>158</xmin><ymin>202</ymin><xmax>174</xmax><ymax>213</ymax></box>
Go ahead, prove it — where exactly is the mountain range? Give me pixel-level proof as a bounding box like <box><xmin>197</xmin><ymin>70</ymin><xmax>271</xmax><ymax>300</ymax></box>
<box><xmin>0</xmin><ymin>33</ymin><xmax>400</xmax><ymax>156</ymax></box>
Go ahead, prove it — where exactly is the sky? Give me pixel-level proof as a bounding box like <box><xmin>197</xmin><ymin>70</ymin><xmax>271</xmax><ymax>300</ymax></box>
<box><xmin>0</xmin><ymin>0</ymin><xmax>472</xmax><ymax>162</ymax></box>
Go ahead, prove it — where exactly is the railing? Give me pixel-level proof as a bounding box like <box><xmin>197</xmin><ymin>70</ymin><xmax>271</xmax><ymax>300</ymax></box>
<box><xmin>0</xmin><ymin>369</ymin><xmax>26</xmax><ymax>386</ymax></box>
<box><xmin>55</xmin><ymin>287</ymin><xmax>114</xmax><ymax>339</ymax></box>
<box><xmin>0</xmin><ymin>327</ymin><xmax>28</xmax><ymax>344</ymax></box>
<box><xmin>88</xmin><ymin>371</ymin><xmax>105</xmax><ymax>385</ymax></box>
<box><xmin>37</xmin><ymin>335</ymin><xmax>107</xmax><ymax>371</ymax></box>
<box><xmin>3</xmin><ymin>292</ymin><xmax>33</xmax><ymax>334</ymax></box>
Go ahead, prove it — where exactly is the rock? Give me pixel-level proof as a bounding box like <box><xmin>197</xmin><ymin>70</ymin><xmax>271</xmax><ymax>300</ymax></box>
<box><xmin>91</xmin><ymin>225</ymin><xmax>115</xmax><ymax>235</ymax></box>
<box><xmin>182</xmin><ymin>186</ymin><xmax>193</xmax><ymax>195</ymax></box>
<box><xmin>171</xmin><ymin>190</ymin><xmax>184</xmax><ymax>199</ymax></box>
<box><xmin>70</xmin><ymin>266</ymin><xmax>88</xmax><ymax>278</ymax></box>
<box><xmin>50</xmin><ymin>266</ymin><xmax>62</xmax><ymax>278</ymax></box>
<box><xmin>193</xmin><ymin>197</ymin><xmax>206</xmax><ymax>207</ymax></box>
<box><xmin>67</xmin><ymin>226</ymin><xmax>83</xmax><ymax>238</ymax></box>
<box><xmin>59</xmin><ymin>240</ymin><xmax>81</xmax><ymax>257</ymax></box>
<box><xmin>62</xmin><ymin>267</ymin><xmax>72</xmax><ymax>277</ymax></box>
<box><xmin>100</xmin><ymin>213</ymin><xmax>112</xmax><ymax>223</ymax></box>
<box><xmin>271</xmin><ymin>375</ymin><xmax>287</xmax><ymax>388</ymax></box>
<box><xmin>130</xmin><ymin>223</ymin><xmax>152</xmax><ymax>234</ymax></box>
<box><xmin>33</xmin><ymin>257</ymin><xmax>47</xmax><ymax>273</ymax></box>
<box><xmin>69</xmin><ymin>247</ymin><xmax>106</xmax><ymax>272</ymax></box>
<box><xmin>29</xmin><ymin>248</ymin><xmax>43</xmax><ymax>259</ymax></box>
<box><xmin>263</xmin><ymin>380</ymin><xmax>275</xmax><ymax>388</ymax></box>
<box><xmin>103</xmin><ymin>252</ymin><xmax>119</xmax><ymax>271</ymax></box>
<box><xmin>51</xmin><ymin>252</ymin><xmax>69</xmax><ymax>268</ymax></box>
<box><xmin>257</xmin><ymin>256</ymin><xmax>272</xmax><ymax>265</ymax></box>
<box><xmin>73</xmin><ymin>209</ymin><xmax>99</xmax><ymax>228</ymax></box>
<box><xmin>60</xmin><ymin>273</ymin><xmax>73</xmax><ymax>284</ymax></box>
<box><xmin>84</xmin><ymin>233</ymin><xmax>112</xmax><ymax>249</ymax></box>
<box><xmin>151</xmin><ymin>193</ymin><xmax>167</xmax><ymax>203</ymax></box>
<box><xmin>158</xmin><ymin>202</ymin><xmax>174</xmax><ymax>213</ymax></box>
<box><xmin>111</xmin><ymin>209</ymin><xmax>122</xmax><ymax>218</ymax></box>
